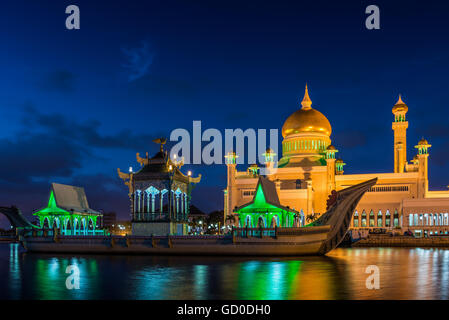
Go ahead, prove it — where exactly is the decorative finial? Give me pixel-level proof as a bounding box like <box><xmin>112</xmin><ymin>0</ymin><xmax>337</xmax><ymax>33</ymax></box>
<box><xmin>396</xmin><ymin>94</ymin><xmax>404</xmax><ymax>105</ymax></box>
<box><xmin>301</xmin><ymin>84</ymin><xmax>312</xmax><ymax>109</ymax></box>
<box><xmin>152</xmin><ymin>137</ymin><xmax>167</xmax><ymax>152</ymax></box>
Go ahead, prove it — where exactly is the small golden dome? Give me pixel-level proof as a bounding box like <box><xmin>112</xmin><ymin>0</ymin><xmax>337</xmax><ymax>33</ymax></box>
<box><xmin>327</xmin><ymin>145</ymin><xmax>336</xmax><ymax>151</ymax></box>
<box><xmin>336</xmin><ymin>158</ymin><xmax>344</xmax><ymax>164</ymax></box>
<box><xmin>282</xmin><ymin>85</ymin><xmax>332</xmax><ymax>138</ymax></box>
<box><xmin>418</xmin><ymin>138</ymin><xmax>428</xmax><ymax>145</ymax></box>
<box><xmin>392</xmin><ymin>94</ymin><xmax>408</xmax><ymax>114</ymax></box>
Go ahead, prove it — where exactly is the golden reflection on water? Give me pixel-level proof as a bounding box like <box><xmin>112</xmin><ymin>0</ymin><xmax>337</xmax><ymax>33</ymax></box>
<box><xmin>2</xmin><ymin>244</ymin><xmax>449</xmax><ymax>299</ymax></box>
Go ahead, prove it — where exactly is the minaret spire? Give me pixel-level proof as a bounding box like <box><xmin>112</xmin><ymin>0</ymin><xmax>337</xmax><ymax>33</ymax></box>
<box><xmin>301</xmin><ymin>84</ymin><xmax>312</xmax><ymax>109</ymax></box>
<box><xmin>396</xmin><ymin>94</ymin><xmax>404</xmax><ymax>105</ymax></box>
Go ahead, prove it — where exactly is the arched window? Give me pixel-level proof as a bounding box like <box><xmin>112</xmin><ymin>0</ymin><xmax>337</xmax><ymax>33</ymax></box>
<box><xmin>361</xmin><ymin>210</ymin><xmax>367</xmax><ymax>227</ymax></box>
<box><xmin>88</xmin><ymin>218</ymin><xmax>95</xmax><ymax>230</ymax></box>
<box><xmin>385</xmin><ymin>210</ymin><xmax>391</xmax><ymax>227</ymax></box>
<box><xmin>53</xmin><ymin>217</ymin><xmax>60</xmax><ymax>229</ymax></box>
<box><xmin>246</xmin><ymin>215</ymin><xmax>252</xmax><ymax>228</ymax></box>
<box><xmin>42</xmin><ymin>217</ymin><xmax>50</xmax><ymax>229</ymax></box>
<box><xmin>424</xmin><ymin>213</ymin><xmax>429</xmax><ymax>226</ymax></box>
<box><xmin>257</xmin><ymin>216</ymin><xmax>265</xmax><ymax>228</ymax></box>
<box><xmin>353</xmin><ymin>210</ymin><xmax>359</xmax><ymax>227</ymax></box>
<box><xmin>270</xmin><ymin>216</ymin><xmax>279</xmax><ymax>228</ymax></box>
<box><xmin>377</xmin><ymin>211</ymin><xmax>383</xmax><ymax>227</ymax></box>
<box><xmin>394</xmin><ymin>210</ymin><xmax>399</xmax><ymax>227</ymax></box>
<box><xmin>369</xmin><ymin>210</ymin><xmax>375</xmax><ymax>227</ymax></box>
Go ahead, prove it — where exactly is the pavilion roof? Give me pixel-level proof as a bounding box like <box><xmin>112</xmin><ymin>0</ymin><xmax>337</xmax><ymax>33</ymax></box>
<box><xmin>34</xmin><ymin>183</ymin><xmax>100</xmax><ymax>216</ymax></box>
<box><xmin>133</xmin><ymin>150</ymin><xmax>200</xmax><ymax>183</ymax></box>
<box><xmin>234</xmin><ymin>176</ymin><xmax>299</xmax><ymax>214</ymax></box>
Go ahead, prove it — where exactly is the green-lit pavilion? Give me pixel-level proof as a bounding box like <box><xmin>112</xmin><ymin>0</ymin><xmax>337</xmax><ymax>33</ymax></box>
<box><xmin>33</xmin><ymin>183</ymin><xmax>103</xmax><ymax>235</ymax></box>
<box><xmin>234</xmin><ymin>176</ymin><xmax>305</xmax><ymax>228</ymax></box>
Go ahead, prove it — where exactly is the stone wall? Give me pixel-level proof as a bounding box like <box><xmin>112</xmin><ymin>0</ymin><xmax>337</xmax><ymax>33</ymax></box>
<box><xmin>353</xmin><ymin>234</ymin><xmax>449</xmax><ymax>247</ymax></box>
<box><xmin>132</xmin><ymin>222</ymin><xmax>187</xmax><ymax>236</ymax></box>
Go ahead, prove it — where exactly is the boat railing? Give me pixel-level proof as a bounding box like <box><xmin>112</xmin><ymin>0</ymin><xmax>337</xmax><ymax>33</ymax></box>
<box><xmin>21</xmin><ymin>228</ymin><xmax>107</xmax><ymax>237</ymax></box>
<box><xmin>132</xmin><ymin>212</ymin><xmax>188</xmax><ymax>223</ymax></box>
<box><xmin>231</xmin><ymin>226</ymin><xmax>330</xmax><ymax>238</ymax></box>
<box><xmin>232</xmin><ymin>227</ymin><xmax>277</xmax><ymax>238</ymax></box>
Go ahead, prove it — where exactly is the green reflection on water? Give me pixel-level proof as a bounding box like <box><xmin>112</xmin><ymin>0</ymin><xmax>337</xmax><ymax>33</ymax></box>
<box><xmin>237</xmin><ymin>260</ymin><xmax>303</xmax><ymax>299</ymax></box>
<box><xmin>33</xmin><ymin>256</ymin><xmax>99</xmax><ymax>299</ymax></box>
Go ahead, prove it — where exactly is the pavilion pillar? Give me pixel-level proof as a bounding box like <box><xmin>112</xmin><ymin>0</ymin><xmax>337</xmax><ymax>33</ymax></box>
<box><xmin>180</xmin><ymin>193</ymin><xmax>184</xmax><ymax>215</ymax></box>
<box><xmin>167</xmin><ymin>189</ymin><xmax>172</xmax><ymax>219</ymax></box>
<box><xmin>151</xmin><ymin>193</ymin><xmax>155</xmax><ymax>213</ymax></box>
<box><xmin>133</xmin><ymin>193</ymin><xmax>136</xmax><ymax>220</ymax></box>
<box><xmin>171</xmin><ymin>190</ymin><xmax>176</xmax><ymax>218</ymax></box>
<box><xmin>160</xmin><ymin>192</ymin><xmax>163</xmax><ymax>217</ymax></box>
<box><xmin>137</xmin><ymin>192</ymin><xmax>141</xmax><ymax>217</ymax></box>
<box><xmin>176</xmin><ymin>194</ymin><xmax>180</xmax><ymax>219</ymax></box>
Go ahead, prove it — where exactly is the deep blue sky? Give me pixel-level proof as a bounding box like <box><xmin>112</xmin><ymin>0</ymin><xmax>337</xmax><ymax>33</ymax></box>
<box><xmin>1</xmin><ymin>0</ymin><xmax>449</xmax><ymax>226</ymax></box>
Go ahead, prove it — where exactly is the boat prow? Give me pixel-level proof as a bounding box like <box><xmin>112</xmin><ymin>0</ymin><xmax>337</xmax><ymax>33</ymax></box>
<box><xmin>311</xmin><ymin>178</ymin><xmax>378</xmax><ymax>254</ymax></box>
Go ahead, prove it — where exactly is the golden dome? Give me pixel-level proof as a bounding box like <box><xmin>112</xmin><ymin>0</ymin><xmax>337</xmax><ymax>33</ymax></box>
<box><xmin>418</xmin><ymin>138</ymin><xmax>429</xmax><ymax>145</ymax></box>
<box><xmin>282</xmin><ymin>85</ymin><xmax>332</xmax><ymax>138</ymax></box>
<box><xmin>392</xmin><ymin>94</ymin><xmax>408</xmax><ymax>113</ymax></box>
<box><xmin>327</xmin><ymin>145</ymin><xmax>336</xmax><ymax>151</ymax></box>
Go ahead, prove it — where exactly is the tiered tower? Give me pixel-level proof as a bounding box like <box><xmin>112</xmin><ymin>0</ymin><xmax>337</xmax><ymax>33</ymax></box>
<box><xmin>262</xmin><ymin>147</ymin><xmax>276</xmax><ymax>175</ymax></box>
<box><xmin>415</xmin><ymin>138</ymin><xmax>431</xmax><ymax>198</ymax></box>
<box><xmin>392</xmin><ymin>95</ymin><xmax>409</xmax><ymax>173</ymax></box>
<box><xmin>325</xmin><ymin>145</ymin><xmax>338</xmax><ymax>194</ymax></box>
<box><xmin>224</xmin><ymin>151</ymin><xmax>238</xmax><ymax>218</ymax></box>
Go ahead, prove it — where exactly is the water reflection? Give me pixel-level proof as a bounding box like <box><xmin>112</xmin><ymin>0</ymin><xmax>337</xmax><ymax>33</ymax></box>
<box><xmin>2</xmin><ymin>244</ymin><xmax>449</xmax><ymax>299</ymax></box>
<box><xmin>8</xmin><ymin>243</ymin><xmax>20</xmax><ymax>299</ymax></box>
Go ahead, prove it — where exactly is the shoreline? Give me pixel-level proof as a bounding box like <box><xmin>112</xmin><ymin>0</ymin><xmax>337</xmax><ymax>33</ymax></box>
<box><xmin>352</xmin><ymin>234</ymin><xmax>449</xmax><ymax>247</ymax></box>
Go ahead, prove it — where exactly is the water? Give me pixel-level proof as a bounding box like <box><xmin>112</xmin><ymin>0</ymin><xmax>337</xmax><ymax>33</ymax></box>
<box><xmin>1</xmin><ymin>243</ymin><xmax>449</xmax><ymax>299</ymax></box>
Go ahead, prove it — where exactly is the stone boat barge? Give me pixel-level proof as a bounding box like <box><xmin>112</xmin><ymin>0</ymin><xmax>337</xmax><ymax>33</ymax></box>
<box><xmin>18</xmin><ymin>178</ymin><xmax>377</xmax><ymax>256</ymax></box>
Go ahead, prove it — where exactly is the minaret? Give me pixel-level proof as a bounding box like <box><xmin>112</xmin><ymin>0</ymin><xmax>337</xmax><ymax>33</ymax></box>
<box><xmin>415</xmin><ymin>138</ymin><xmax>431</xmax><ymax>198</ymax></box>
<box><xmin>392</xmin><ymin>95</ymin><xmax>409</xmax><ymax>173</ymax></box>
<box><xmin>325</xmin><ymin>145</ymin><xmax>338</xmax><ymax>195</ymax></box>
<box><xmin>336</xmin><ymin>158</ymin><xmax>346</xmax><ymax>175</ymax></box>
<box><xmin>262</xmin><ymin>147</ymin><xmax>276</xmax><ymax>175</ymax></box>
<box><xmin>224</xmin><ymin>151</ymin><xmax>238</xmax><ymax>219</ymax></box>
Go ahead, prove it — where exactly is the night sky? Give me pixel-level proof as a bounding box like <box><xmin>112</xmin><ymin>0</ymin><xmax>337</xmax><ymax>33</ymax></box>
<box><xmin>1</xmin><ymin>0</ymin><xmax>449</xmax><ymax>226</ymax></box>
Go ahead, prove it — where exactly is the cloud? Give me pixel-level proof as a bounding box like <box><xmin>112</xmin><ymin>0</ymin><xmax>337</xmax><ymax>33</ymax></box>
<box><xmin>0</xmin><ymin>133</ymin><xmax>86</xmax><ymax>184</ymax></box>
<box><xmin>0</xmin><ymin>104</ymin><xmax>167</xmax><ymax>222</ymax></box>
<box><xmin>38</xmin><ymin>70</ymin><xmax>76</xmax><ymax>93</ymax></box>
<box><xmin>22</xmin><ymin>105</ymin><xmax>167</xmax><ymax>151</ymax></box>
<box><xmin>122</xmin><ymin>41</ymin><xmax>154</xmax><ymax>82</ymax></box>
<box><xmin>127</xmin><ymin>74</ymin><xmax>196</xmax><ymax>99</ymax></box>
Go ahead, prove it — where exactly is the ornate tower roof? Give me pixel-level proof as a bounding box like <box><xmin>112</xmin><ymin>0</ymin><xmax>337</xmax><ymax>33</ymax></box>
<box><xmin>281</xmin><ymin>85</ymin><xmax>332</xmax><ymax>138</ymax></box>
<box><xmin>392</xmin><ymin>94</ymin><xmax>408</xmax><ymax>114</ymax></box>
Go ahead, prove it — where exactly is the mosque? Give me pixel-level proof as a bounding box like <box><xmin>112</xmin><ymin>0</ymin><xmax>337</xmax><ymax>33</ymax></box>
<box><xmin>225</xmin><ymin>86</ymin><xmax>449</xmax><ymax>237</ymax></box>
